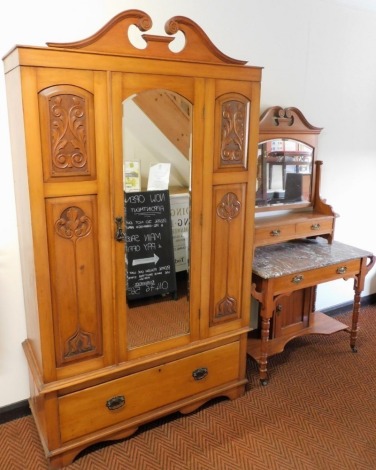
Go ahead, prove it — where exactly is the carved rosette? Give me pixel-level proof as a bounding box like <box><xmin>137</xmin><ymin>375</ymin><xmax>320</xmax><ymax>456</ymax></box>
<box><xmin>49</xmin><ymin>94</ymin><xmax>89</xmax><ymax>175</ymax></box>
<box><xmin>55</xmin><ymin>206</ymin><xmax>92</xmax><ymax>241</ymax></box>
<box><xmin>216</xmin><ymin>192</ymin><xmax>241</xmax><ymax>221</ymax></box>
<box><xmin>220</xmin><ymin>100</ymin><xmax>247</xmax><ymax>166</ymax></box>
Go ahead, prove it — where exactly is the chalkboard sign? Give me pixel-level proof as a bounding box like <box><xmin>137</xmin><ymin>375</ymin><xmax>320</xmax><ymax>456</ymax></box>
<box><xmin>125</xmin><ymin>190</ymin><xmax>177</xmax><ymax>301</ymax></box>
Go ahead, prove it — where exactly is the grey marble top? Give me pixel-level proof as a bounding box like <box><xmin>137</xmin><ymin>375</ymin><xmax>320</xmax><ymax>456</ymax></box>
<box><xmin>253</xmin><ymin>238</ymin><xmax>373</xmax><ymax>279</ymax></box>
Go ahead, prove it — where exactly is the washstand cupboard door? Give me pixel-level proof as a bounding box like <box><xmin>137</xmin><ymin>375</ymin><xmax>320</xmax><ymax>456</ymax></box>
<box><xmin>28</xmin><ymin>67</ymin><xmax>115</xmax><ymax>382</ymax></box>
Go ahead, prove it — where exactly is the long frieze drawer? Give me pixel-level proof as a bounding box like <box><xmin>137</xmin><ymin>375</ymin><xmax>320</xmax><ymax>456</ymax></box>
<box><xmin>254</xmin><ymin>224</ymin><xmax>296</xmax><ymax>245</ymax></box>
<box><xmin>59</xmin><ymin>341</ymin><xmax>240</xmax><ymax>442</ymax></box>
<box><xmin>272</xmin><ymin>259</ymin><xmax>361</xmax><ymax>294</ymax></box>
<box><xmin>295</xmin><ymin>218</ymin><xmax>334</xmax><ymax>236</ymax></box>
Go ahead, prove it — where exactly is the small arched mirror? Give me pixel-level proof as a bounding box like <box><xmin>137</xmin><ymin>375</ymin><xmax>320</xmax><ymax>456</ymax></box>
<box><xmin>255</xmin><ymin>107</ymin><xmax>322</xmax><ymax>211</ymax></box>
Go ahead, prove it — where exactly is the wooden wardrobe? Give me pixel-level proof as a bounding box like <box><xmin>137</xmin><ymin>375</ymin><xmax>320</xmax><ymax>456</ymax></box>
<box><xmin>3</xmin><ymin>11</ymin><xmax>261</xmax><ymax>467</ymax></box>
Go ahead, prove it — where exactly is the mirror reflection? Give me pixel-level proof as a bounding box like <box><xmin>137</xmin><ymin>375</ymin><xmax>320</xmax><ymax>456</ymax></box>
<box><xmin>256</xmin><ymin>138</ymin><xmax>313</xmax><ymax>208</ymax></box>
<box><xmin>123</xmin><ymin>90</ymin><xmax>192</xmax><ymax>349</ymax></box>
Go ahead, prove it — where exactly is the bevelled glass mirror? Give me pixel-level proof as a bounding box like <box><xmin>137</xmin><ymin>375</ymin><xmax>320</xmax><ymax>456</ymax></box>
<box><xmin>122</xmin><ymin>89</ymin><xmax>192</xmax><ymax>349</ymax></box>
<box><xmin>255</xmin><ymin>106</ymin><xmax>322</xmax><ymax>212</ymax></box>
<box><xmin>256</xmin><ymin>138</ymin><xmax>313</xmax><ymax>207</ymax></box>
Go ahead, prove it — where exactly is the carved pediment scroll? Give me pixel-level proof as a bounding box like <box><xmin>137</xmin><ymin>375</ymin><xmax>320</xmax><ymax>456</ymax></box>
<box><xmin>47</xmin><ymin>10</ymin><xmax>246</xmax><ymax>65</ymax></box>
<box><xmin>259</xmin><ymin>106</ymin><xmax>322</xmax><ymax>140</ymax></box>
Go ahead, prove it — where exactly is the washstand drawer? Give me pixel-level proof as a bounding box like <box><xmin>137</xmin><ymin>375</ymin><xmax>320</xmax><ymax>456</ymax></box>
<box><xmin>295</xmin><ymin>218</ymin><xmax>333</xmax><ymax>236</ymax></box>
<box><xmin>273</xmin><ymin>259</ymin><xmax>361</xmax><ymax>294</ymax></box>
<box><xmin>59</xmin><ymin>341</ymin><xmax>240</xmax><ymax>442</ymax></box>
<box><xmin>254</xmin><ymin>224</ymin><xmax>295</xmax><ymax>246</ymax></box>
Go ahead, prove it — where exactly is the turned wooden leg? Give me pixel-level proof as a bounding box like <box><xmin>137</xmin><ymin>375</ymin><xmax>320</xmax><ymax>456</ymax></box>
<box><xmin>350</xmin><ymin>290</ymin><xmax>361</xmax><ymax>352</ymax></box>
<box><xmin>259</xmin><ymin>316</ymin><xmax>270</xmax><ymax>385</ymax></box>
<box><xmin>350</xmin><ymin>255</ymin><xmax>375</xmax><ymax>352</ymax></box>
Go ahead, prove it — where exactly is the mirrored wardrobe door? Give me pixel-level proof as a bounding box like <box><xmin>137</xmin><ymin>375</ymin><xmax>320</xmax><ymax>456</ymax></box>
<box><xmin>112</xmin><ymin>74</ymin><xmax>199</xmax><ymax>358</ymax></box>
<box><xmin>123</xmin><ymin>88</ymin><xmax>192</xmax><ymax>349</ymax></box>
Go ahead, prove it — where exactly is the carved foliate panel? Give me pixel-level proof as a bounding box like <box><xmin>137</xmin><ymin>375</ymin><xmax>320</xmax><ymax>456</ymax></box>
<box><xmin>45</xmin><ymin>196</ymin><xmax>102</xmax><ymax>366</ymax></box>
<box><xmin>215</xmin><ymin>94</ymin><xmax>250</xmax><ymax>171</ymax></box>
<box><xmin>39</xmin><ymin>85</ymin><xmax>96</xmax><ymax>180</ymax></box>
<box><xmin>210</xmin><ymin>187</ymin><xmax>246</xmax><ymax>325</ymax></box>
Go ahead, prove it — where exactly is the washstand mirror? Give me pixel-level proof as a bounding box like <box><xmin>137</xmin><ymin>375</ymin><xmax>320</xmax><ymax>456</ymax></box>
<box><xmin>256</xmin><ymin>106</ymin><xmax>322</xmax><ymax>211</ymax></box>
<box><xmin>253</xmin><ymin>106</ymin><xmax>337</xmax><ymax>248</ymax></box>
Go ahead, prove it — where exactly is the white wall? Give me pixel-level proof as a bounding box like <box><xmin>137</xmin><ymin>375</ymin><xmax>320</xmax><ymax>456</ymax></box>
<box><xmin>1</xmin><ymin>0</ymin><xmax>376</xmax><ymax>407</ymax></box>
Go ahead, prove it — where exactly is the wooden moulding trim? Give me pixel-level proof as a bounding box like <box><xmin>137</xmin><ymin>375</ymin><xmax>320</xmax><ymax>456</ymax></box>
<box><xmin>23</xmin><ymin>328</ymin><xmax>250</xmax><ymax>395</ymax></box>
<box><xmin>46</xmin><ymin>9</ymin><xmax>248</xmax><ymax>65</ymax></box>
<box><xmin>22</xmin><ymin>339</ymin><xmax>45</xmax><ymax>391</ymax></box>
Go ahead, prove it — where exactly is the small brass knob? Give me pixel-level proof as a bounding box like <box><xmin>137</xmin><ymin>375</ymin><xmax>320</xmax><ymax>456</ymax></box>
<box><xmin>292</xmin><ymin>274</ymin><xmax>303</xmax><ymax>284</ymax></box>
<box><xmin>336</xmin><ymin>266</ymin><xmax>347</xmax><ymax>275</ymax></box>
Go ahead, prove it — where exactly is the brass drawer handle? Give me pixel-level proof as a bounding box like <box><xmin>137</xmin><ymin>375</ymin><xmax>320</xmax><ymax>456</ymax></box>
<box><xmin>192</xmin><ymin>367</ymin><xmax>208</xmax><ymax>381</ymax></box>
<box><xmin>270</xmin><ymin>229</ymin><xmax>281</xmax><ymax>237</ymax></box>
<box><xmin>106</xmin><ymin>395</ymin><xmax>125</xmax><ymax>411</ymax></box>
<box><xmin>336</xmin><ymin>266</ymin><xmax>347</xmax><ymax>275</ymax></box>
<box><xmin>291</xmin><ymin>275</ymin><xmax>304</xmax><ymax>284</ymax></box>
<box><xmin>311</xmin><ymin>223</ymin><xmax>321</xmax><ymax>231</ymax></box>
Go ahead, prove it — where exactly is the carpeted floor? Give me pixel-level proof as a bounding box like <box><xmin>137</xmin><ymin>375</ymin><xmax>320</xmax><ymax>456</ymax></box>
<box><xmin>1</xmin><ymin>307</ymin><xmax>376</xmax><ymax>470</ymax></box>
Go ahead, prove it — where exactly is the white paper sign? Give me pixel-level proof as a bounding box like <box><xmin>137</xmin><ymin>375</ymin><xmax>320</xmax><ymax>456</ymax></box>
<box><xmin>147</xmin><ymin>163</ymin><xmax>171</xmax><ymax>191</ymax></box>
